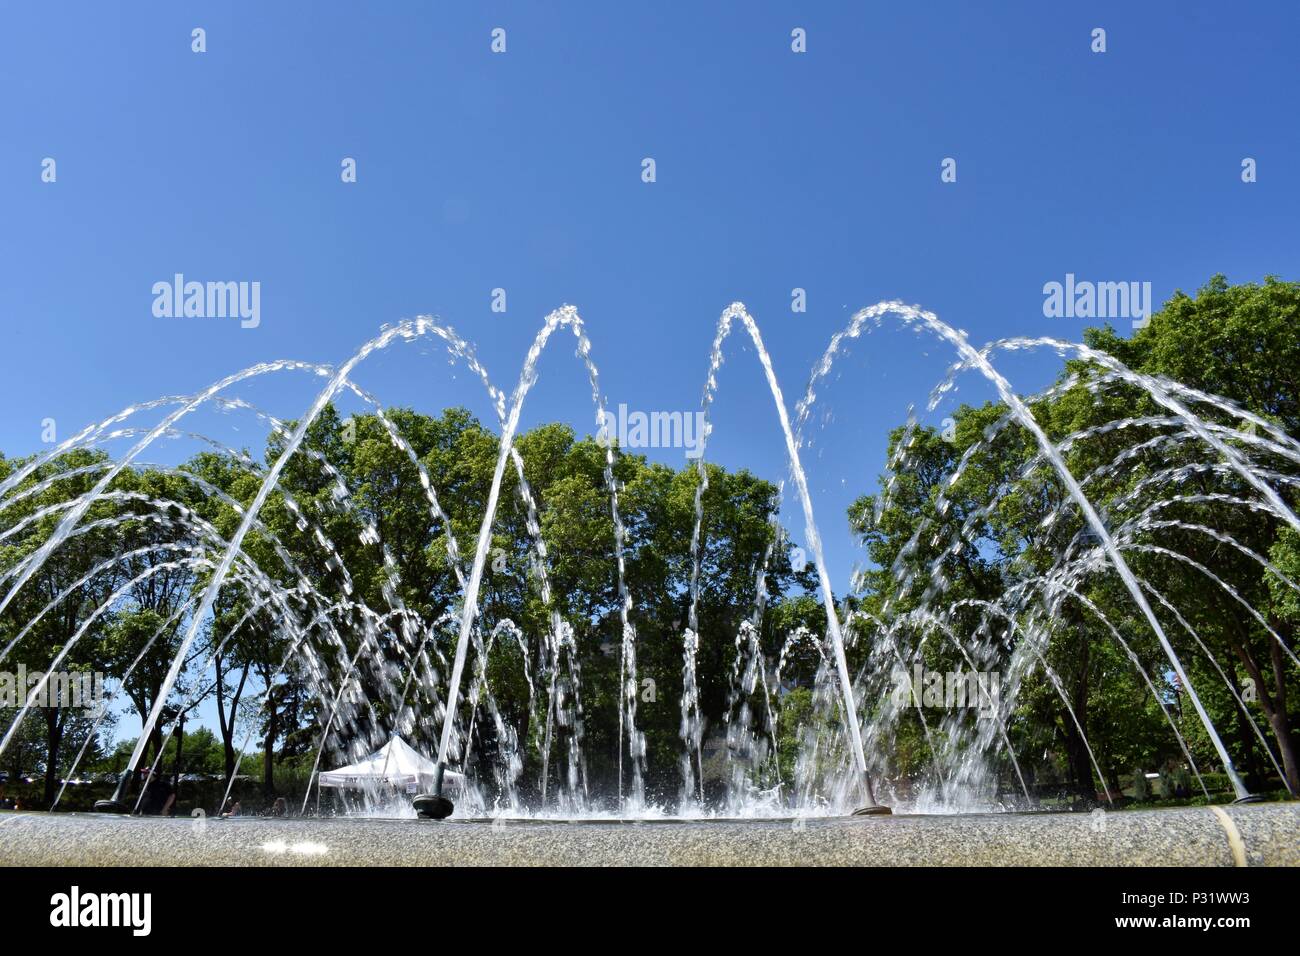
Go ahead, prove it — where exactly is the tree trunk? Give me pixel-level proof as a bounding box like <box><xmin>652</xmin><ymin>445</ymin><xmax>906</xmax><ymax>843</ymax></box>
<box><xmin>1225</xmin><ymin>667</ymin><xmax>1265</xmax><ymax>789</ymax></box>
<box><xmin>1231</xmin><ymin>636</ymin><xmax>1299</xmax><ymax>796</ymax></box>
<box><xmin>263</xmin><ymin>691</ymin><xmax>277</xmax><ymax>800</ymax></box>
<box><xmin>149</xmin><ymin>722</ymin><xmax>164</xmax><ymax>774</ymax></box>
<box><xmin>1062</xmin><ymin>631</ymin><xmax>1097</xmax><ymax>803</ymax></box>
<box><xmin>216</xmin><ymin>656</ymin><xmax>249</xmax><ymax>784</ymax></box>
<box><xmin>42</xmin><ymin>708</ymin><xmax>64</xmax><ymax>808</ymax></box>
<box><xmin>173</xmin><ymin>717</ymin><xmax>186</xmax><ymax>800</ymax></box>
<box><xmin>1265</xmin><ymin>620</ymin><xmax>1299</xmax><ymax>795</ymax></box>
<box><xmin>1062</xmin><ymin>718</ymin><xmax>1097</xmax><ymax>803</ymax></box>
<box><xmin>1266</xmin><ymin>708</ymin><xmax>1299</xmax><ymax>796</ymax></box>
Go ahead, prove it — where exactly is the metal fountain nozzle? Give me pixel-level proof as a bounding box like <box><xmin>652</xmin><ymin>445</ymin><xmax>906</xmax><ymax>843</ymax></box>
<box><xmin>413</xmin><ymin>761</ymin><xmax>454</xmax><ymax>820</ymax></box>
<box><xmin>92</xmin><ymin>771</ymin><xmax>132</xmax><ymax>813</ymax></box>
<box><xmin>852</xmin><ymin>772</ymin><xmax>892</xmax><ymax>817</ymax></box>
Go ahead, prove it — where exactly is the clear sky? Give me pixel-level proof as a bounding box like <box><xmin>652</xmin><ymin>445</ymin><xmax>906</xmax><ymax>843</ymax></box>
<box><xmin>2</xmin><ymin>2</ymin><xmax>1298</xmax><ymax>741</ymax></box>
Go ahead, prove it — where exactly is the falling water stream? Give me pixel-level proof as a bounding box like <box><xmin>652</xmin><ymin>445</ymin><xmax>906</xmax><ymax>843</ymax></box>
<box><xmin>3</xmin><ymin>300</ymin><xmax>1295</xmax><ymax>817</ymax></box>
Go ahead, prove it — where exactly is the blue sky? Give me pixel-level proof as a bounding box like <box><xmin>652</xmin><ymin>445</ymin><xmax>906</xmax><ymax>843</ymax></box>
<box><xmin>2</xmin><ymin>3</ymin><xmax>1298</xmax><ymax>740</ymax></box>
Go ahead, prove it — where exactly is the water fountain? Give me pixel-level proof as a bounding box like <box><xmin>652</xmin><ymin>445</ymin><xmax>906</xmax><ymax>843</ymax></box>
<box><xmin>1</xmin><ymin>300</ymin><xmax>1297</xmax><ymax>850</ymax></box>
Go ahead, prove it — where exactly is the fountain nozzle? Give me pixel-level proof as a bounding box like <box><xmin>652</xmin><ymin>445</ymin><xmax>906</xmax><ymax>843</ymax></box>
<box><xmin>92</xmin><ymin>772</ymin><xmax>132</xmax><ymax>813</ymax></box>
<box><xmin>851</xmin><ymin>773</ymin><xmax>892</xmax><ymax>817</ymax></box>
<box><xmin>413</xmin><ymin>762</ymin><xmax>454</xmax><ymax>820</ymax></box>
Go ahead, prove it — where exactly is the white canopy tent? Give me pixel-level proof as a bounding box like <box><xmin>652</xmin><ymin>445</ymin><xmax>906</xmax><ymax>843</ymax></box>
<box><xmin>318</xmin><ymin>736</ymin><xmax>464</xmax><ymax>794</ymax></box>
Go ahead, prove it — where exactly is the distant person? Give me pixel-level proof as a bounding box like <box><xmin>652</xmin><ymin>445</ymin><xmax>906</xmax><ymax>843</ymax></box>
<box><xmin>221</xmin><ymin>798</ymin><xmax>241</xmax><ymax>817</ymax></box>
<box><xmin>140</xmin><ymin>774</ymin><xmax>174</xmax><ymax>815</ymax></box>
<box><xmin>270</xmin><ymin>797</ymin><xmax>288</xmax><ymax>817</ymax></box>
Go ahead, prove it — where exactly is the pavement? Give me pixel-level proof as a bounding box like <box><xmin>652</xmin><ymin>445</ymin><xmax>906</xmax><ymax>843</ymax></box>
<box><xmin>1</xmin><ymin>802</ymin><xmax>1296</xmax><ymax>866</ymax></box>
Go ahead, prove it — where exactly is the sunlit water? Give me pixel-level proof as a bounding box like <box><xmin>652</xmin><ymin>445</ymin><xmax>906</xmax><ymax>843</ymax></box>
<box><xmin>3</xmin><ymin>301</ymin><xmax>1296</xmax><ymax>818</ymax></box>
